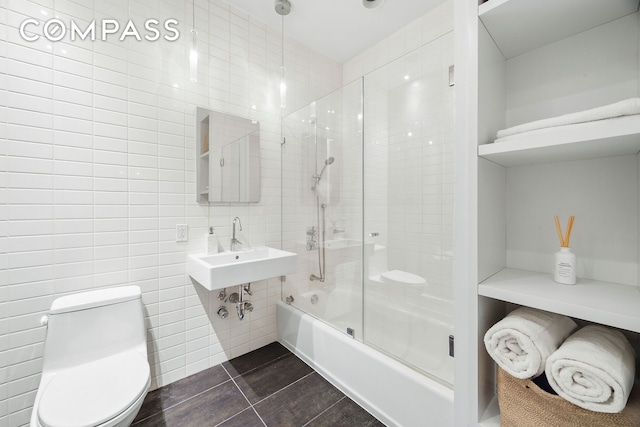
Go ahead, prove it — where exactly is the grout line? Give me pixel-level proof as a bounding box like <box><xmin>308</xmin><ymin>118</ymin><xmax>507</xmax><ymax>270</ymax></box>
<box><xmin>221</xmin><ymin>364</ymin><xmax>268</xmax><ymax>426</ymax></box>
<box><xmin>301</xmin><ymin>396</ymin><xmax>346</xmax><ymax>427</ymax></box>
<box><xmin>213</xmin><ymin>407</ymin><xmax>267</xmax><ymax>427</ymax></box>
<box><xmin>136</xmin><ymin>349</ymin><xmax>309</xmax><ymax>427</ymax></box>
<box><xmin>225</xmin><ymin>351</ymin><xmax>292</xmax><ymax>380</ymax></box>
<box><xmin>132</xmin><ymin>376</ymin><xmax>234</xmax><ymax>425</ymax></box>
<box><xmin>137</xmin><ymin>350</ymin><xmax>291</xmax><ymax>425</ymax></box>
<box><xmin>250</xmin><ymin>370</ymin><xmax>316</xmax><ymax>407</ymax></box>
<box><xmin>251</xmin><ymin>406</ymin><xmax>269</xmax><ymax>427</ymax></box>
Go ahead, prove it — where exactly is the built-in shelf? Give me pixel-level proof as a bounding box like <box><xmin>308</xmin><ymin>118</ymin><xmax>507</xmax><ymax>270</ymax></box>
<box><xmin>479</xmin><ymin>397</ymin><xmax>500</xmax><ymax>427</ymax></box>
<box><xmin>479</xmin><ymin>268</ymin><xmax>640</xmax><ymax>334</ymax></box>
<box><xmin>475</xmin><ymin>1</ymin><xmax>640</xmax><ymax>426</ymax></box>
<box><xmin>196</xmin><ymin>109</ymin><xmax>211</xmax><ymax>203</ymax></box>
<box><xmin>479</xmin><ymin>0</ymin><xmax>639</xmax><ymax>59</ymax></box>
<box><xmin>478</xmin><ymin>115</ymin><xmax>640</xmax><ymax>167</ymax></box>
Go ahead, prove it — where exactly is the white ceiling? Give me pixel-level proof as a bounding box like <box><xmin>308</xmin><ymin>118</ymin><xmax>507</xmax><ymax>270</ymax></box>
<box><xmin>226</xmin><ymin>0</ymin><xmax>445</xmax><ymax>63</ymax></box>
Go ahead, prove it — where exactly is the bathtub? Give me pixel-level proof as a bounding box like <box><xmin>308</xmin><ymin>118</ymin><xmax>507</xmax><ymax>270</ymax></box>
<box><xmin>290</xmin><ymin>286</ymin><xmax>455</xmax><ymax>385</ymax></box>
<box><xmin>277</xmin><ymin>300</ymin><xmax>454</xmax><ymax>427</ymax></box>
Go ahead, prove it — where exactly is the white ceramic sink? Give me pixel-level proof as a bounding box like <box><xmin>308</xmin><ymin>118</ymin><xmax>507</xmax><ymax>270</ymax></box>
<box><xmin>188</xmin><ymin>246</ymin><xmax>297</xmax><ymax>291</ymax></box>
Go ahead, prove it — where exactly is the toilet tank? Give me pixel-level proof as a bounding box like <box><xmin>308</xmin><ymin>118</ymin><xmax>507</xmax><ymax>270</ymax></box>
<box><xmin>42</xmin><ymin>286</ymin><xmax>147</xmax><ymax>372</ymax></box>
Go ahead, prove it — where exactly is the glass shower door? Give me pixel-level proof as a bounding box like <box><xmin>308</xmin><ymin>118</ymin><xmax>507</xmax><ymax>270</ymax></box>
<box><xmin>281</xmin><ymin>79</ymin><xmax>364</xmax><ymax>339</ymax></box>
<box><xmin>362</xmin><ymin>33</ymin><xmax>455</xmax><ymax>385</ymax></box>
<box><xmin>280</xmin><ymin>32</ymin><xmax>455</xmax><ymax>387</ymax></box>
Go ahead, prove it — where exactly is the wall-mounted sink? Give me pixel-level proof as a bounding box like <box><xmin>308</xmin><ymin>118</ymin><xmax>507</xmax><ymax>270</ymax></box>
<box><xmin>188</xmin><ymin>246</ymin><xmax>297</xmax><ymax>291</ymax></box>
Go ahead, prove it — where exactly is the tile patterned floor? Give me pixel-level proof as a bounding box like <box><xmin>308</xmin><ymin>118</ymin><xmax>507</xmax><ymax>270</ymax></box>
<box><xmin>132</xmin><ymin>342</ymin><xmax>386</xmax><ymax>427</ymax></box>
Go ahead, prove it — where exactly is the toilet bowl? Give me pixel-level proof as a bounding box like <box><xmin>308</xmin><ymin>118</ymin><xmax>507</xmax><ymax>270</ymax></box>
<box><xmin>30</xmin><ymin>286</ymin><xmax>151</xmax><ymax>427</ymax></box>
<box><xmin>367</xmin><ymin>245</ymin><xmax>427</xmax><ymax>298</ymax></box>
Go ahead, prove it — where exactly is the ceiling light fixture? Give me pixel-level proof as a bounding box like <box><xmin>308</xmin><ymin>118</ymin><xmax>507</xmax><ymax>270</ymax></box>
<box><xmin>189</xmin><ymin>0</ymin><xmax>198</xmax><ymax>82</ymax></box>
<box><xmin>275</xmin><ymin>0</ymin><xmax>291</xmax><ymax>109</ymax></box>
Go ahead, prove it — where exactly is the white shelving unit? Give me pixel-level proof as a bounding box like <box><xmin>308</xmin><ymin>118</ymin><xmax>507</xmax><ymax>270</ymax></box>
<box><xmin>478</xmin><ymin>115</ymin><xmax>640</xmax><ymax>167</ymax></box>
<box><xmin>479</xmin><ymin>268</ymin><xmax>640</xmax><ymax>334</ymax></box>
<box><xmin>454</xmin><ymin>0</ymin><xmax>640</xmax><ymax>425</ymax></box>
<box><xmin>479</xmin><ymin>0</ymin><xmax>639</xmax><ymax>59</ymax></box>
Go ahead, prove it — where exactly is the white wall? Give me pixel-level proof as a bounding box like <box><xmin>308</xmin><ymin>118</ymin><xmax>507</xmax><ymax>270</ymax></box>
<box><xmin>505</xmin><ymin>13</ymin><xmax>639</xmax><ymax>127</ymax></box>
<box><xmin>495</xmin><ymin>12</ymin><xmax>640</xmax><ymax>287</ymax></box>
<box><xmin>0</xmin><ymin>0</ymin><xmax>342</xmax><ymax>425</ymax></box>
<box><xmin>343</xmin><ymin>0</ymin><xmax>453</xmax><ymax>82</ymax></box>
<box><xmin>506</xmin><ymin>156</ymin><xmax>639</xmax><ymax>286</ymax></box>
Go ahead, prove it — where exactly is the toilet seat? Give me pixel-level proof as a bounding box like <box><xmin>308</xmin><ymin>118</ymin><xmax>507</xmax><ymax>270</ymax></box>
<box><xmin>37</xmin><ymin>351</ymin><xmax>150</xmax><ymax>427</ymax></box>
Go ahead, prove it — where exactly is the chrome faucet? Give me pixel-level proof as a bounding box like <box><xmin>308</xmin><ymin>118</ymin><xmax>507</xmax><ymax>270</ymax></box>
<box><xmin>231</xmin><ymin>217</ymin><xmax>243</xmax><ymax>251</ymax></box>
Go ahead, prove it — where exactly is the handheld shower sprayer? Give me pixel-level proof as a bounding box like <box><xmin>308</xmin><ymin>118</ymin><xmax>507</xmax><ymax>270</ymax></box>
<box><xmin>314</xmin><ymin>156</ymin><xmax>335</xmax><ymax>183</ymax></box>
<box><xmin>310</xmin><ymin>156</ymin><xmax>335</xmax><ymax>283</ymax></box>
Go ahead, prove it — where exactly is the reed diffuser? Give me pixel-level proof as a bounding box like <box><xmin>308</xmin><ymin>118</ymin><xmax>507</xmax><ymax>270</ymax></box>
<box><xmin>553</xmin><ymin>215</ymin><xmax>576</xmax><ymax>285</ymax></box>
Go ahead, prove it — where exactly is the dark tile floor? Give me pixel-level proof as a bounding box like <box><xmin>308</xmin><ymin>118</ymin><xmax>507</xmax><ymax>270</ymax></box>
<box><xmin>132</xmin><ymin>342</ymin><xmax>386</xmax><ymax>427</ymax></box>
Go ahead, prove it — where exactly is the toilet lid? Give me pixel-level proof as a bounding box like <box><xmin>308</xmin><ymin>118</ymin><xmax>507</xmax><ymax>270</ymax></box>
<box><xmin>38</xmin><ymin>351</ymin><xmax>150</xmax><ymax>427</ymax></box>
<box><xmin>381</xmin><ymin>270</ymin><xmax>426</xmax><ymax>285</ymax></box>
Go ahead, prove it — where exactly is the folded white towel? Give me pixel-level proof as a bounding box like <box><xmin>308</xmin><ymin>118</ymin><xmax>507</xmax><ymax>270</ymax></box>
<box><xmin>484</xmin><ymin>307</ymin><xmax>577</xmax><ymax>379</ymax></box>
<box><xmin>546</xmin><ymin>325</ymin><xmax>636</xmax><ymax>413</ymax></box>
<box><xmin>496</xmin><ymin>98</ymin><xmax>640</xmax><ymax>140</ymax></box>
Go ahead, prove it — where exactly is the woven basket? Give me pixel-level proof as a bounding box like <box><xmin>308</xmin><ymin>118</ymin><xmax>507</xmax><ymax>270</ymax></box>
<box><xmin>497</xmin><ymin>368</ymin><xmax>640</xmax><ymax>427</ymax></box>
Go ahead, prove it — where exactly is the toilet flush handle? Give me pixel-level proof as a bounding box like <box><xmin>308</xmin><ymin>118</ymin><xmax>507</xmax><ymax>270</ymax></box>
<box><xmin>40</xmin><ymin>314</ymin><xmax>49</xmax><ymax>326</ymax></box>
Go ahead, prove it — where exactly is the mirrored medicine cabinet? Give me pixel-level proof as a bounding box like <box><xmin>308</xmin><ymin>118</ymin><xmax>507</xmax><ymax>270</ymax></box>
<box><xmin>196</xmin><ymin>107</ymin><xmax>260</xmax><ymax>203</ymax></box>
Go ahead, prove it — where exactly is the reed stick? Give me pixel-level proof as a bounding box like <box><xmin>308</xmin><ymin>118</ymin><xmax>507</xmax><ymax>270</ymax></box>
<box><xmin>564</xmin><ymin>215</ymin><xmax>575</xmax><ymax>248</ymax></box>
<box><xmin>554</xmin><ymin>215</ymin><xmax>565</xmax><ymax>247</ymax></box>
<box><xmin>554</xmin><ymin>215</ymin><xmax>575</xmax><ymax>247</ymax></box>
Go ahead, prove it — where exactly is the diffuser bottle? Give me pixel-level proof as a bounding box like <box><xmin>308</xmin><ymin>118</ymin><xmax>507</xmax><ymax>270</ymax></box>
<box><xmin>554</xmin><ymin>247</ymin><xmax>576</xmax><ymax>285</ymax></box>
<box><xmin>553</xmin><ymin>215</ymin><xmax>576</xmax><ymax>285</ymax></box>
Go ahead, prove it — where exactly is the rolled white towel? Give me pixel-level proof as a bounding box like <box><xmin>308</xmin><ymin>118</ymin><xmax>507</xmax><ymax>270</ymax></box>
<box><xmin>484</xmin><ymin>307</ymin><xmax>577</xmax><ymax>379</ymax></box>
<box><xmin>546</xmin><ymin>325</ymin><xmax>636</xmax><ymax>413</ymax></box>
<box><xmin>495</xmin><ymin>97</ymin><xmax>640</xmax><ymax>140</ymax></box>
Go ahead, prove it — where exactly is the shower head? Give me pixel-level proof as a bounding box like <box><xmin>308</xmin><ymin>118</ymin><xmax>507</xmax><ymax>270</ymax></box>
<box><xmin>316</xmin><ymin>156</ymin><xmax>334</xmax><ymax>180</ymax></box>
<box><xmin>312</xmin><ymin>156</ymin><xmax>335</xmax><ymax>190</ymax></box>
<box><xmin>275</xmin><ymin>0</ymin><xmax>291</xmax><ymax>15</ymax></box>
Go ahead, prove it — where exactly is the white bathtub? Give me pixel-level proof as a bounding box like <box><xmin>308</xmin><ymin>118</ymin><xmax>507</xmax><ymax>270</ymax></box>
<box><xmin>290</xmin><ymin>286</ymin><xmax>455</xmax><ymax>385</ymax></box>
<box><xmin>277</xmin><ymin>300</ymin><xmax>454</xmax><ymax>427</ymax></box>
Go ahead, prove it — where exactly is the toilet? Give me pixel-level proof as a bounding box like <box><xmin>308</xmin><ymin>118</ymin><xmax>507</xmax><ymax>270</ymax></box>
<box><xmin>30</xmin><ymin>286</ymin><xmax>151</xmax><ymax>427</ymax></box>
<box><xmin>367</xmin><ymin>245</ymin><xmax>427</xmax><ymax>298</ymax></box>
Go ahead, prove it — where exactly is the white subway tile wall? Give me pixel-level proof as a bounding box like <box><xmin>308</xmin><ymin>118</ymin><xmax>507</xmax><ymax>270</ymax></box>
<box><xmin>1</xmin><ymin>0</ymin><xmax>342</xmax><ymax>425</ymax></box>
